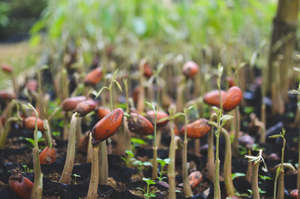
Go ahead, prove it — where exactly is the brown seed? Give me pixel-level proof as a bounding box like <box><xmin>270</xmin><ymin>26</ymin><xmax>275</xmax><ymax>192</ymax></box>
<box><xmin>24</xmin><ymin>116</ymin><xmax>45</xmax><ymax>131</ymax></box>
<box><xmin>97</xmin><ymin>107</ymin><xmax>111</xmax><ymax>119</ymax></box>
<box><xmin>0</xmin><ymin>91</ymin><xmax>16</xmax><ymax>101</ymax></box>
<box><xmin>226</xmin><ymin>77</ymin><xmax>235</xmax><ymax>87</ymax></box>
<box><xmin>39</xmin><ymin>147</ymin><xmax>56</xmax><ymax>165</ymax></box>
<box><xmin>180</xmin><ymin>119</ymin><xmax>211</xmax><ymax>138</ymax></box>
<box><xmin>183</xmin><ymin>61</ymin><xmax>199</xmax><ymax>78</ymax></box>
<box><xmin>128</xmin><ymin>113</ymin><xmax>154</xmax><ymax>135</ymax></box>
<box><xmin>143</xmin><ymin>63</ymin><xmax>152</xmax><ymax>78</ymax></box>
<box><xmin>188</xmin><ymin>171</ymin><xmax>203</xmax><ymax>188</ymax></box>
<box><xmin>84</xmin><ymin>67</ymin><xmax>102</xmax><ymax>86</ymax></box>
<box><xmin>222</xmin><ymin>86</ymin><xmax>242</xmax><ymax>111</ymax></box>
<box><xmin>75</xmin><ymin>99</ymin><xmax>97</xmax><ymax>116</ymax></box>
<box><xmin>92</xmin><ymin>108</ymin><xmax>124</xmax><ymax>144</ymax></box>
<box><xmin>62</xmin><ymin>96</ymin><xmax>87</xmax><ymax>111</ymax></box>
<box><xmin>1</xmin><ymin>64</ymin><xmax>13</xmax><ymax>74</ymax></box>
<box><xmin>146</xmin><ymin>110</ymin><xmax>169</xmax><ymax>127</ymax></box>
<box><xmin>203</xmin><ymin>90</ymin><xmax>227</xmax><ymax>107</ymax></box>
<box><xmin>9</xmin><ymin>173</ymin><xmax>33</xmax><ymax>199</ymax></box>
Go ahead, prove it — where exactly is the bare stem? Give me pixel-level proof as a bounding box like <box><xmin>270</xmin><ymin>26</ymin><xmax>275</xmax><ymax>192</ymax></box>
<box><xmin>246</xmin><ymin>149</ymin><xmax>253</xmax><ymax>183</ymax></box>
<box><xmin>87</xmin><ymin>140</ymin><xmax>99</xmax><ymax>199</ymax></box>
<box><xmin>99</xmin><ymin>140</ymin><xmax>108</xmax><ymax>184</ymax></box>
<box><xmin>168</xmin><ymin>122</ymin><xmax>178</xmax><ymax>199</ymax></box>
<box><xmin>0</xmin><ymin>101</ymin><xmax>18</xmax><ymax>149</ymax></box>
<box><xmin>207</xmin><ymin>130</ymin><xmax>215</xmax><ymax>182</ymax></box>
<box><xmin>182</xmin><ymin>110</ymin><xmax>193</xmax><ymax>197</ymax></box>
<box><xmin>152</xmin><ymin>108</ymin><xmax>158</xmax><ymax>180</ymax></box>
<box><xmin>31</xmin><ymin>106</ymin><xmax>43</xmax><ymax>199</ymax></box>
<box><xmin>232</xmin><ymin>107</ymin><xmax>240</xmax><ymax>156</ymax></box>
<box><xmin>252</xmin><ymin>161</ymin><xmax>260</xmax><ymax>199</ymax></box>
<box><xmin>63</xmin><ymin>112</ymin><xmax>69</xmax><ymax>140</ymax></box>
<box><xmin>209</xmin><ymin>121</ymin><xmax>235</xmax><ymax>196</ymax></box>
<box><xmin>60</xmin><ymin>113</ymin><xmax>78</xmax><ymax>184</ymax></box>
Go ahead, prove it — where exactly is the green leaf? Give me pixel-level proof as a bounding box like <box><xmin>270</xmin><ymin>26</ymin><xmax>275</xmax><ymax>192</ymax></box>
<box><xmin>131</xmin><ymin>137</ymin><xmax>146</xmax><ymax>145</ymax></box>
<box><xmin>221</xmin><ymin>114</ymin><xmax>233</xmax><ymax>122</ymax></box>
<box><xmin>232</xmin><ymin>172</ymin><xmax>245</xmax><ymax>180</ymax></box>
<box><xmin>269</xmin><ymin>134</ymin><xmax>281</xmax><ymax>139</ymax></box>
<box><xmin>259</xmin><ymin>175</ymin><xmax>272</xmax><ymax>180</ymax></box>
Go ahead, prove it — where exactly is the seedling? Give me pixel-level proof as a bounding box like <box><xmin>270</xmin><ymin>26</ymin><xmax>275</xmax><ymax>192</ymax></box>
<box><xmin>269</xmin><ymin>129</ymin><xmax>296</xmax><ymax>199</ymax></box>
<box><xmin>157</xmin><ymin>158</ymin><xmax>170</xmax><ymax>182</ymax></box>
<box><xmin>180</xmin><ymin>106</ymin><xmax>211</xmax><ymax>198</ymax></box>
<box><xmin>245</xmin><ymin>149</ymin><xmax>267</xmax><ymax>199</ymax></box>
<box><xmin>73</xmin><ymin>173</ymin><xmax>81</xmax><ymax>184</ymax></box>
<box><xmin>25</xmin><ymin>103</ymin><xmax>43</xmax><ymax>199</ymax></box>
<box><xmin>0</xmin><ymin>100</ymin><xmax>22</xmax><ymax>149</ymax></box>
<box><xmin>137</xmin><ymin>177</ymin><xmax>157</xmax><ymax>199</ymax></box>
<box><xmin>59</xmin><ymin>113</ymin><xmax>81</xmax><ymax>184</ymax></box>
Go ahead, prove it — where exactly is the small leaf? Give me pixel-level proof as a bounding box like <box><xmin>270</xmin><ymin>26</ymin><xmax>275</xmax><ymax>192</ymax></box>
<box><xmin>269</xmin><ymin>134</ymin><xmax>281</xmax><ymax>139</ymax></box>
<box><xmin>131</xmin><ymin>137</ymin><xmax>146</xmax><ymax>145</ymax></box>
<box><xmin>113</xmin><ymin>80</ymin><xmax>123</xmax><ymax>92</ymax></box>
<box><xmin>221</xmin><ymin>114</ymin><xmax>233</xmax><ymax>122</ymax></box>
<box><xmin>143</xmin><ymin>161</ymin><xmax>152</xmax><ymax>167</ymax></box>
<box><xmin>232</xmin><ymin>172</ymin><xmax>245</xmax><ymax>180</ymax></box>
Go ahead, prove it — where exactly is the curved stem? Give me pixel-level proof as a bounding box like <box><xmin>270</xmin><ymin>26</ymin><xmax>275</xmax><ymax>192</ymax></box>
<box><xmin>43</xmin><ymin>120</ymin><xmax>53</xmax><ymax>148</ymax></box>
<box><xmin>209</xmin><ymin>121</ymin><xmax>235</xmax><ymax>197</ymax></box>
<box><xmin>31</xmin><ymin>106</ymin><xmax>43</xmax><ymax>199</ymax></box>
<box><xmin>221</xmin><ymin>127</ymin><xmax>235</xmax><ymax>196</ymax></box>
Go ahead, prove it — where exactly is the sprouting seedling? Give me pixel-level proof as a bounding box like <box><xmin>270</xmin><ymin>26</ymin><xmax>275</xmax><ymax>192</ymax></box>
<box><xmin>157</xmin><ymin>158</ymin><xmax>170</xmax><ymax>182</ymax></box>
<box><xmin>145</xmin><ymin>101</ymin><xmax>159</xmax><ymax>180</ymax></box>
<box><xmin>138</xmin><ymin>177</ymin><xmax>157</xmax><ymax>199</ymax></box>
<box><xmin>208</xmin><ymin>116</ymin><xmax>236</xmax><ymax>197</ymax></box>
<box><xmin>269</xmin><ymin>129</ymin><xmax>296</xmax><ymax>199</ymax></box>
<box><xmin>0</xmin><ymin>100</ymin><xmax>23</xmax><ymax>149</ymax></box>
<box><xmin>245</xmin><ymin>149</ymin><xmax>267</xmax><ymax>199</ymax></box>
<box><xmin>72</xmin><ymin>173</ymin><xmax>80</xmax><ymax>184</ymax></box>
<box><xmin>25</xmin><ymin>103</ymin><xmax>43</xmax><ymax>199</ymax></box>
<box><xmin>92</xmin><ymin>69</ymin><xmax>122</xmax><ymax>110</ymax></box>
<box><xmin>167</xmin><ymin>104</ymin><xmax>183</xmax><ymax>199</ymax></box>
<box><xmin>181</xmin><ymin>104</ymin><xmax>203</xmax><ymax>198</ymax></box>
<box><xmin>213</xmin><ymin>63</ymin><xmax>224</xmax><ymax>199</ymax></box>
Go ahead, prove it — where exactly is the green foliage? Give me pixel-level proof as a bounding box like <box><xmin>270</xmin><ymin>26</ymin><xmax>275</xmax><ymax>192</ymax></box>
<box><xmin>157</xmin><ymin>158</ymin><xmax>170</xmax><ymax>181</ymax></box>
<box><xmin>30</xmin><ymin>0</ymin><xmax>276</xmax><ymax>66</ymax></box>
<box><xmin>23</xmin><ymin>131</ymin><xmax>45</xmax><ymax>148</ymax></box>
<box><xmin>137</xmin><ymin>177</ymin><xmax>157</xmax><ymax>199</ymax></box>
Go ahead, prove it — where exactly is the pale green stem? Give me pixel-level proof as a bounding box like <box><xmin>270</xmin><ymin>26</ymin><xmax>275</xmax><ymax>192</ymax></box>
<box><xmin>182</xmin><ymin>110</ymin><xmax>193</xmax><ymax>197</ymax></box>
<box><xmin>31</xmin><ymin>107</ymin><xmax>43</xmax><ymax>199</ymax></box>
<box><xmin>168</xmin><ymin>122</ymin><xmax>177</xmax><ymax>199</ymax></box>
